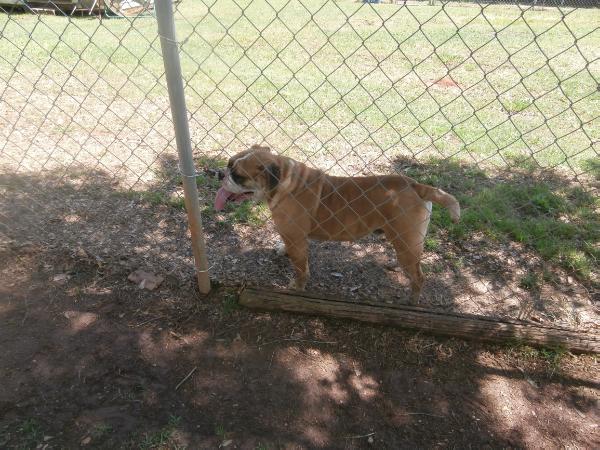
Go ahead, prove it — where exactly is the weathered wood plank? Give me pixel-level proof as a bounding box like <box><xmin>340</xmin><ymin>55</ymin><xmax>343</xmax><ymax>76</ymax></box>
<box><xmin>239</xmin><ymin>288</ymin><xmax>600</xmax><ymax>354</ymax></box>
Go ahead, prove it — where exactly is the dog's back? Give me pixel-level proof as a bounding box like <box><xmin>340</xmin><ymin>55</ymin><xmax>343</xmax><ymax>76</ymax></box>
<box><xmin>309</xmin><ymin>174</ymin><xmax>427</xmax><ymax>241</ymax></box>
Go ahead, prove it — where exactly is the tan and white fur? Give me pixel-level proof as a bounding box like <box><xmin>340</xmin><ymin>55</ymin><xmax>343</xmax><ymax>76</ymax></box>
<box><xmin>220</xmin><ymin>145</ymin><xmax>460</xmax><ymax>303</ymax></box>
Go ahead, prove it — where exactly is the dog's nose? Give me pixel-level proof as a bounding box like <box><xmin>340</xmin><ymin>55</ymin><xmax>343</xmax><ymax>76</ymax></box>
<box><xmin>218</xmin><ymin>169</ymin><xmax>225</xmax><ymax>180</ymax></box>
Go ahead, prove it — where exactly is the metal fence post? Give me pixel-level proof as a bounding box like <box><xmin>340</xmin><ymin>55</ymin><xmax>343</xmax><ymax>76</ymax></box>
<box><xmin>155</xmin><ymin>0</ymin><xmax>211</xmax><ymax>294</ymax></box>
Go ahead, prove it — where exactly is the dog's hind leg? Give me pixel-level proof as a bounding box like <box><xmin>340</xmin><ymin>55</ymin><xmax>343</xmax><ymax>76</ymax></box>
<box><xmin>386</xmin><ymin>231</ymin><xmax>424</xmax><ymax>303</ymax></box>
<box><xmin>384</xmin><ymin>211</ymin><xmax>429</xmax><ymax>304</ymax></box>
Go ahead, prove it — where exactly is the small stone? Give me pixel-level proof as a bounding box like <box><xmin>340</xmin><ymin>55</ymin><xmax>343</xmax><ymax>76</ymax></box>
<box><xmin>368</xmin><ymin>436</ymin><xmax>374</xmax><ymax>444</ymax></box>
<box><xmin>81</xmin><ymin>436</ymin><xmax>91</xmax><ymax>445</ymax></box>
<box><xmin>221</xmin><ymin>439</ymin><xmax>233</xmax><ymax>447</ymax></box>
<box><xmin>331</xmin><ymin>272</ymin><xmax>343</xmax><ymax>278</ymax></box>
<box><xmin>526</xmin><ymin>377</ymin><xmax>539</xmax><ymax>388</ymax></box>
<box><xmin>52</xmin><ymin>273</ymin><xmax>70</xmax><ymax>283</ymax></box>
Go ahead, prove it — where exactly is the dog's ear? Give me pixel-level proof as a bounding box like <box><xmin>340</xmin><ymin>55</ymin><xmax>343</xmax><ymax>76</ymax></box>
<box><xmin>263</xmin><ymin>163</ymin><xmax>280</xmax><ymax>191</ymax></box>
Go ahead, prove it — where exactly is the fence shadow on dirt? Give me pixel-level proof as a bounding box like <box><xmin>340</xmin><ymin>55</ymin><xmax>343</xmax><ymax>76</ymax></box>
<box><xmin>1</xmin><ymin>228</ymin><xmax>598</xmax><ymax>448</ymax></box>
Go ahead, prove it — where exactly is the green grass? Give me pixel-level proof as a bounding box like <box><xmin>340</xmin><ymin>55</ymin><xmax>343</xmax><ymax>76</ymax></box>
<box><xmin>195</xmin><ymin>173</ymin><xmax>221</xmax><ymax>189</ymax></box>
<box><xmin>91</xmin><ymin>423</ymin><xmax>113</xmax><ymax>439</ymax></box>
<box><xmin>0</xmin><ymin>1</ymin><xmax>598</xmax><ymax>172</ymax></box>
<box><xmin>502</xmin><ymin>98</ymin><xmax>532</xmax><ymax>114</ymax></box>
<box><xmin>505</xmin><ymin>343</ymin><xmax>568</xmax><ymax>376</ymax></box>
<box><xmin>519</xmin><ymin>271</ymin><xmax>540</xmax><ymax>291</ymax></box>
<box><xmin>226</xmin><ymin>201</ymin><xmax>270</xmax><ymax>227</ymax></box>
<box><xmin>215</xmin><ymin>423</ymin><xmax>227</xmax><ymax>438</ymax></box>
<box><xmin>16</xmin><ymin>418</ymin><xmax>43</xmax><ymax>448</ymax></box>
<box><xmin>125</xmin><ymin>190</ymin><xmax>186</xmax><ymax>209</ymax></box>
<box><xmin>405</xmin><ymin>158</ymin><xmax>598</xmax><ymax>283</ymax></box>
<box><xmin>424</xmin><ymin>236</ymin><xmax>441</xmax><ymax>251</ymax></box>
<box><xmin>538</xmin><ymin>346</ymin><xmax>567</xmax><ymax>373</ymax></box>
<box><xmin>221</xmin><ymin>292</ymin><xmax>239</xmax><ymax>315</ymax></box>
<box><xmin>458</xmin><ymin>183</ymin><xmax>597</xmax><ymax>280</ymax></box>
<box><xmin>139</xmin><ymin>415</ymin><xmax>181</xmax><ymax>450</ymax></box>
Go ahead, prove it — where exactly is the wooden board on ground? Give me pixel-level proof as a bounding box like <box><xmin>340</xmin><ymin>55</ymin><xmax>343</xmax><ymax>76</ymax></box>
<box><xmin>239</xmin><ymin>287</ymin><xmax>600</xmax><ymax>354</ymax></box>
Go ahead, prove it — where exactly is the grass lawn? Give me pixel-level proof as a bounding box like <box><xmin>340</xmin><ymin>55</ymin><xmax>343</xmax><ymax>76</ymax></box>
<box><xmin>0</xmin><ymin>0</ymin><xmax>598</xmax><ymax>285</ymax></box>
<box><xmin>1</xmin><ymin>1</ymin><xmax>598</xmax><ymax>169</ymax></box>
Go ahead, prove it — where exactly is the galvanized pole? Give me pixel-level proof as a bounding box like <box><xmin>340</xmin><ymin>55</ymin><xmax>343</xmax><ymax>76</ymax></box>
<box><xmin>155</xmin><ymin>0</ymin><xmax>211</xmax><ymax>294</ymax></box>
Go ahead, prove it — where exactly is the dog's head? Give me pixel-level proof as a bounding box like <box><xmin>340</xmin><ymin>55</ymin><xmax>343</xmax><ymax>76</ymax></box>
<box><xmin>214</xmin><ymin>145</ymin><xmax>281</xmax><ymax>211</ymax></box>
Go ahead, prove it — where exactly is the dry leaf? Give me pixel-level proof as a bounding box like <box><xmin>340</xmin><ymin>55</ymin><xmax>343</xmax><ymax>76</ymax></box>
<box><xmin>128</xmin><ymin>270</ymin><xmax>164</xmax><ymax>290</ymax></box>
<box><xmin>52</xmin><ymin>273</ymin><xmax>71</xmax><ymax>283</ymax></box>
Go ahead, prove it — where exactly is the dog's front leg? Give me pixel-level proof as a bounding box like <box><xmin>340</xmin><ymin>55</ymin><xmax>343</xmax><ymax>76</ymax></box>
<box><xmin>281</xmin><ymin>235</ymin><xmax>309</xmax><ymax>290</ymax></box>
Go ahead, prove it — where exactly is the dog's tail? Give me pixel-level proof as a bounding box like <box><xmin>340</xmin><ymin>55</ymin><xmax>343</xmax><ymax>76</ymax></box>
<box><xmin>412</xmin><ymin>182</ymin><xmax>460</xmax><ymax>223</ymax></box>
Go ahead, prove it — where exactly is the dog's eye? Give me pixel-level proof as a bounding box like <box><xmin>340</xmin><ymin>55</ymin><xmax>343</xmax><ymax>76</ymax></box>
<box><xmin>231</xmin><ymin>170</ymin><xmax>246</xmax><ymax>185</ymax></box>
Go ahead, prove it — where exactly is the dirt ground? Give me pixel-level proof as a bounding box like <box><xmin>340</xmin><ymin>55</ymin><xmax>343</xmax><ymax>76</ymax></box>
<box><xmin>1</xmin><ymin>243</ymin><xmax>599</xmax><ymax>449</ymax></box>
<box><xmin>2</xmin><ymin>161</ymin><xmax>598</xmax><ymax>331</ymax></box>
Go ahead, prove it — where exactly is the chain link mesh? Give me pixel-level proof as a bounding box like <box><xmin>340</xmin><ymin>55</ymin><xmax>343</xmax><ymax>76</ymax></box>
<box><xmin>0</xmin><ymin>0</ymin><xmax>598</xmax><ymax>327</ymax></box>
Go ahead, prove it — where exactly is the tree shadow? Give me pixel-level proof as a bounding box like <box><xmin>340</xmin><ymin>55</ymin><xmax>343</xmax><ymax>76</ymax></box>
<box><xmin>1</xmin><ymin>147</ymin><xmax>597</xmax><ymax>325</ymax></box>
<box><xmin>1</xmin><ymin>240</ymin><xmax>598</xmax><ymax>448</ymax></box>
<box><xmin>1</xmin><ymin>165</ymin><xmax>598</xmax><ymax>448</ymax></box>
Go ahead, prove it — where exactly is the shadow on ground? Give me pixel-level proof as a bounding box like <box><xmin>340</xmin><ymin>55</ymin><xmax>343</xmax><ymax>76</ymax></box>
<box><xmin>0</xmin><ymin>162</ymin><xmax>598</xmax><ymax>448</ymax></box>
<box><xmin>0</xmin><ymin>243</ymin><xmax>598</xmax><ymax>449</ymax></box>
<box><xmin>0</xmin><ymin>153</ymin><xmax>597</xmax><ymax>325</ymax></box>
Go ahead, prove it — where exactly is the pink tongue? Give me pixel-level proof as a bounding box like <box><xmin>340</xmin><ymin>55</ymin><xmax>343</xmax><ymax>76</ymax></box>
<box><xmin>214</xmin><ymin>187</ymin><xmax>233</xmax><ymax>211</ymax></box>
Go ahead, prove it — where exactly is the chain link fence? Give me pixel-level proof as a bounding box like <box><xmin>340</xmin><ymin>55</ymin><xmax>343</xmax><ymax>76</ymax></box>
<box><xmin>0</xmin><ymin>0</ymin><xmax>598</xmax><ymax>327</ymax></box>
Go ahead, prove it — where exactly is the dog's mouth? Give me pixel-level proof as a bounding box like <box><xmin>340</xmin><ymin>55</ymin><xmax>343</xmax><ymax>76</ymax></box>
<box><xmin>214</xmin><ymin>187</ymin><xmax>254</xmax><ymax>211</ymax></box>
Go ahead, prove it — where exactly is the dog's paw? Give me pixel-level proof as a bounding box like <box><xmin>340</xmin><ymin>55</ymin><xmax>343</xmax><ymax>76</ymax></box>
<box><xmin>276</xmin><ymin>243</ymin><xmax>287</xmax><ymax>256</ymax></box>
<box><xmin>409</xmin><ymin>291</ymin><xmax>422</xmax><ymax>305</ymax></box>
<box><xmin>385</xmin><ymin>264</ymin><xmax>403</xmax><ymax>273</ymax></box>
<box><xmin>287</xmin><ymin>278</ymin><xmax>306</xmax><ymax>291</ymax></box>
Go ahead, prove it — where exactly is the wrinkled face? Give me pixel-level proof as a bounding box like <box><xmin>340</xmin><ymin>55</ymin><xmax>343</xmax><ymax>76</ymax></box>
<box><xmin>222</xmin><ymin>145</ymin><xmax>280</xmax><ymax>194</ymax></box>
<box><xmin>214</xmin><ymin>145</ymin><xmax>281</xmax><ymax>211</ymax></box>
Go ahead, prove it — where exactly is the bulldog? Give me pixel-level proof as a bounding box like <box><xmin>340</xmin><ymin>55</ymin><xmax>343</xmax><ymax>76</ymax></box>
<box><xmin>214</xmin><ymin>145</ymin><xmax>460</xmax><ymax>303</ymax></box>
